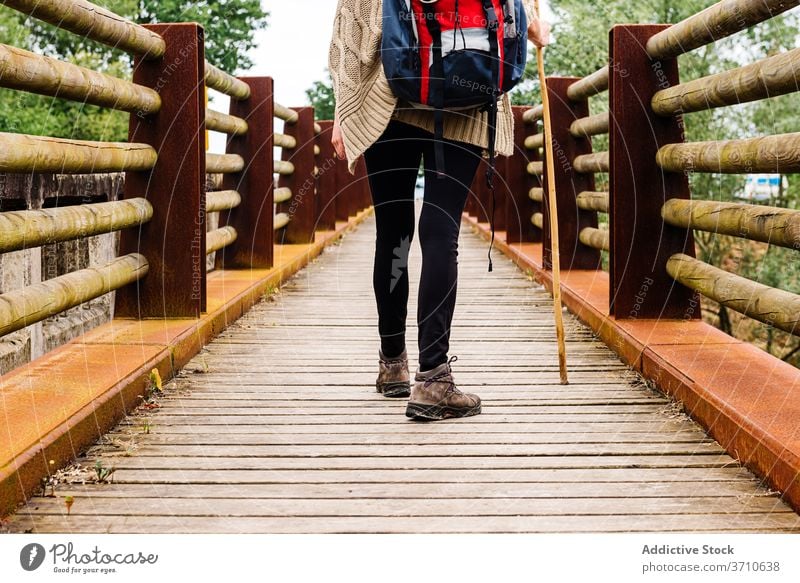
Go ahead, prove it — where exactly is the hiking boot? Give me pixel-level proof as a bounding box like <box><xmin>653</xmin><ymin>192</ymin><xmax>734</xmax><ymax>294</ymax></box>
<box><xmin>406</xmin><ymin>356</ymin><xmax>481</xmax><ymax>421</ymax></box>
<box><xmin>376</xmin><ymin>348</ymin><xmax>411</xmax><ymax>398</ymax></box>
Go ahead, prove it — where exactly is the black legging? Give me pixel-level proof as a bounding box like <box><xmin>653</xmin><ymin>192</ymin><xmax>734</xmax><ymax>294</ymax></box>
<box><xmin>363</xmin><ymin>119</ymin><xmax>482</xmax><ymax>371</ymax></box>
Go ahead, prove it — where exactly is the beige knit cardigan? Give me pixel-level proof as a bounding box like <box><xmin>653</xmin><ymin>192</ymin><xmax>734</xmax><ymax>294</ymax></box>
<box><xmin>329</xmin><ymin>0</ymin><xmax>537</xmax><ymax>173</ymax></box>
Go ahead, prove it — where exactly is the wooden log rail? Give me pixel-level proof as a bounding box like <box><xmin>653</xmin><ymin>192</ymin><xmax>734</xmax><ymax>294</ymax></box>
<box><xmin>0</xmin><ymin>133</ymin><xmax>157</xmax><ymax>173</ymax></box>
<box><xmin>206</xmin><ymin>153</ymin><xmax>245</xmax><ymax>174</ymax></box>
<box><xmin>574</xmin><ymin>151</ymin><xmax>609</xmax><ymax>174</ymax></box>
<box><xmin>0</xmin><ymin>198</ymin><xmax>153</xmax><ymax>253</ymax></box>
<box><xmin>652</xmin><ymin>47</ymin><xmax>800</xmax><ymax>116</ymax></box>
<box><xmin>579</xmin><ymin>226</ymin><xmax>610</xmax><ymax>251</ymax></box>
<box><xmin>524</xmin><ymin>133</ymin><xmax>543</xmax><ymax>149</ymax></box>
<box><xmin>662</xmin><ymin>199</ymin><xmax>800</xmax><ymax>249</ymax></box>
<box><xmin>667</xmin><ymin>253</ymin><xmax>800</xmax><ymax>335</ymax></box>
<box><xmin>206</xmin><ymin>226</ymin><xmax>238</xmax><ymax>255</ymax></box>
<box><xmin>570</xmin><ymin>113</ymin><xmax>609</xmax><ymax>139</ymax></box>
<box><xmin>522</xmin><ymin>104</ymin><xmax>543</xmax><ymax>123</ymax></box>
<box><xmin>657</xmin><ymin>133</ymin><xmax>800</xmax><ymax>174</ymax></box>
<box><xmin>205</xmin><ymin>109</ymin><xmax>248</xmax><ymax>135</ymax></box>
<box><xmin>0</xmin><ymin>0</ymin><xmax>166</xmax><ymax>58</ymax></box>
<box><xmin>274</xmin><ymin>102</ymin><xmax>299</xmax><ymax>124</ymax></box>
<box><xmin>576</xmin><ymin>191</ymin><xmax>609</xmax><ymax>213</ymax></box>
<box><xmin>566</xmin><ymin>66</ymin><xmax>609</xmax><ymax>101</ymax></box>
<box><xmin>646</xmin><ymin>0</ymin><xmax>800</xmax><ymax>59</ymax></box>
<box><xmin>206</xmin><ymin>190</ymin><xmax>241</xmax><ymax>213</ymax></box>
<box><xmin>205</xmin><ymin>61</ymin><xmax>251</xmax><ymax>100</ymax></box>
<box><xmin>0</xmin><ymin>254</ymin><xmax>148</xmax><ymax>337</ymax></box>
<box><xmin>0</xmin><ymin>44</ymin><xmax>161</xmax><ymax>114</ymax></box>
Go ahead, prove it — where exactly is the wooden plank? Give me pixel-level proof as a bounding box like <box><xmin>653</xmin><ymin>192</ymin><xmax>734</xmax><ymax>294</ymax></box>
<box><xmin>76</xmin><ymin>454</ymin><xmax>732</xmax><ymax>471</ymax></box>
<box><xmin>20</xmin><ymin>495</ymin><xmax>794</xmax><ymax>518</ymax></box>
<box><xmin>42</xmin><ymin>480</ymin><xmax>778</xmax><ymax>500</ymax></box>
<box><xmin>8</xmin><ymin>514</ymin><xmax>799</xmax><ymax>534</ymax></box>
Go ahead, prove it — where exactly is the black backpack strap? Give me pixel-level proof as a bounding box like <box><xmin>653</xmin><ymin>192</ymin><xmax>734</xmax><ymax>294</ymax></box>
<box><xmin>483</xmin><ymin>0</ymin><xmax>501</xmax><ymax>272</ymax></box>
<box><xmin>422</xmin><ymin>4</ymin><xmax>446</xmax><ymax>180</ymax></box>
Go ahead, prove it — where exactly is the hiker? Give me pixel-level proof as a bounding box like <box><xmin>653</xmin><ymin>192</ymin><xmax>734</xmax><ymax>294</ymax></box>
<box><xmin>328</xmin><ymin>0</ymin><xmax>550</xmax><ymax>420</ymax></box>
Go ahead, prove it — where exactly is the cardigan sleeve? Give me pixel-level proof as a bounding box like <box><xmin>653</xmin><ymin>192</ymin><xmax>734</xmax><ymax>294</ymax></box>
<box><xmin>328</xmin><ymin>1</ymin><xmax>346</xmax><ymax>109</ymax></box>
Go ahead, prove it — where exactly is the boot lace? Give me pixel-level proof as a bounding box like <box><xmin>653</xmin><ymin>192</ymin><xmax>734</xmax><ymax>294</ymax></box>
<box><xmin>423</xmin><ymin>355</ymin><xmax>460</xmax><ymax>395</ymax></box>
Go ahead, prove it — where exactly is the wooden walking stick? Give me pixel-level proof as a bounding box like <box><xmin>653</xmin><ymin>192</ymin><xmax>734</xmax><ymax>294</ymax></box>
<box><xmin>534</xmin><ymin>0</ymin><xmax>569</xmax><ymax>384</ymax></box>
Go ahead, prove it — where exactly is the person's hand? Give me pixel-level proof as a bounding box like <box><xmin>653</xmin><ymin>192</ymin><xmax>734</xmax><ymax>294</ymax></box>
<box><xmin>528</xmin><ymin>17</ymin><xmax>551</xmax><ymax>48</ymax></box>
<box><xmin>332</xmin><ymin>113</ymin><xmax>346</xmax><ymax>160</ymax></box>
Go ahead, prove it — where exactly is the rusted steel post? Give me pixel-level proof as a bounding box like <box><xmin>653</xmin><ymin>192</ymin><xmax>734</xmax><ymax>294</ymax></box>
<box><xmin>542</xmin><ymin>77</ymin><xmax>601</xmax><ymax>271</ymax></box>
<box><xmin>315</xmin><ymin>120</ymin><xmax>338</xmax><ymax>230</ymax></box>
<box><xmin>217</xmin><ymin>76</ymin><xmax>275</xmax><ymax>268</ymax></box>
<box><xmin>506</xmin><ymin>106</ymin><xmax>541</xmax><ymax>244</ymax></box>
<box><xmin>609</xmin><ymin>24</ymin><xmax>698</xmax><ymax>319</ymax></box>
<box><xmin>116</xmin><ymin>23</ymin><xmax>206</xmax><ymax>318</ymax></box>
<box><xmin>275</xmin><ymin>106</ymin><xmax>316</xmax><ymax>244</ymax></box>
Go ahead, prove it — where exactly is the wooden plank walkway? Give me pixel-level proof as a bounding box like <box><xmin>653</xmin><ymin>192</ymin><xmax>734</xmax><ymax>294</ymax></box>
<box><xmin>6</xmin><ymin>211</ymin><xmax>800</xmax><ymax>533</ymax></box>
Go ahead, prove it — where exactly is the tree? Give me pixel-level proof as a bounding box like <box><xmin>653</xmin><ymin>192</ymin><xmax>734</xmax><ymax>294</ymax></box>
<box><xmin>305</xmin><ymin>71</ymin><xmax>336</xmax><ymax>121</ymax></box>
<box><xmin>136</xmin><ymin>0</ymin><xmax>269</xmax><ymax>74</ymax></box>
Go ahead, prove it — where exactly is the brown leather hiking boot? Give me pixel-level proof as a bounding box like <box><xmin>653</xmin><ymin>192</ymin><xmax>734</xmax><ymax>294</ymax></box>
<box><xmin>406</xmin><ymin>356</ymin><xmax>481</xmax><ymax>421</ymax></box>
<box><xmin>376</xmin><ymin>349</ymin><xmax>411</xmax><ymax>398</ymax></box>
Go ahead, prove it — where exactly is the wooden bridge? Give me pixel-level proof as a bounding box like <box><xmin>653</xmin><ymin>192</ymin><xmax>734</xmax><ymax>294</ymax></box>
<box><xmin>1</xmin><ymin>0</ymin><xmax>800</xmax><ymax>533</ymax></box>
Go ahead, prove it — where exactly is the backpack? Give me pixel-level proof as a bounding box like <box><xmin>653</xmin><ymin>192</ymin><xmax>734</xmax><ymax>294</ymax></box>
<box><xmin>382</xmin><ymin>0</ymin><xmax>528</xmax><ymax>271</ymax></box>
<box><xmin>381</xmin><ymin>0</ymin><xmax>528</xmax><ymax>180</ymax></box>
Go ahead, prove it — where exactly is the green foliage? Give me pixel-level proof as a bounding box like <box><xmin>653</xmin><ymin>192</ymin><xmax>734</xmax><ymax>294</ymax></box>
<box><xmin>135</xmin><ymin>0</ymin><xmax>269</xmax><ymax>73</ymax></box>
<box><xmin>306</xmin><ymin>70</ymin><xmax>336</xmax><ymax>121</ymax></box>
